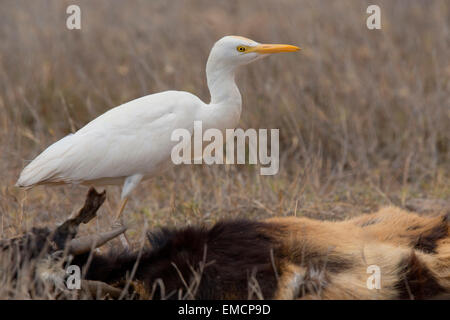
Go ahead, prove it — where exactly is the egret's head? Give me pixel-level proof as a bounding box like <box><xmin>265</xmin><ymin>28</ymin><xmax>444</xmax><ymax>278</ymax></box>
<box><xmin>207</xmin><ymin>35</ymin><xmax>300</xmax><ymax>70</ymax></box>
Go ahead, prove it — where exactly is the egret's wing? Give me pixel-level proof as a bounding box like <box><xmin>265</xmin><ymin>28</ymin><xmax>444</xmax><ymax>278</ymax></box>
<box><xmin>17</xmin><ymin>91</ymin><xmax>202</xmax><ymax>187</ymax></box>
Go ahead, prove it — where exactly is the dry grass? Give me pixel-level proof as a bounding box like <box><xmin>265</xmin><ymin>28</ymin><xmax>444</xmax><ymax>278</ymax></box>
<box><xmin>0</xmin><ymin>0</ymin><xmax>449</xmax><ymax>298</ymax></box>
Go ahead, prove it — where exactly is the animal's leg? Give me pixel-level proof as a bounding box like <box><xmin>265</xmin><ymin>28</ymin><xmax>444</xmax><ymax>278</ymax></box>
<box><xmin>349</xmin><ymin>207</ymin><xmax>449</xmax><ymax>251</ymax></box>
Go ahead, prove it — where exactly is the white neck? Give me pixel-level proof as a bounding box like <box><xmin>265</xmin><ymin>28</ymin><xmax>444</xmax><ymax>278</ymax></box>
<box><xmin>202</xmin><ymin>55</ymin><xmax>242</xmax><ymax>130</ymax></box>
<box><xmin>206</xmin><ymin>61</ymin><xmax>241</xmax><ymax>105</ymax></box>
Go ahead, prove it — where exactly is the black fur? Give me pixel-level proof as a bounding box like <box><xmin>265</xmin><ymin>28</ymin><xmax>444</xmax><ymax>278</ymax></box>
<box><xmin>76</xmin><ymin>220</ymin><xmax>280</xmax><ymax>299</ymax></box>
<box><xmin>414</xmin><ymin>216</ymin><xmax>448</xmax><ymax>253</ymax></box>
<box><xmin>395</xmin><ymin>252</ymin><xmax>445</xmax><ymax>299</ymax></box>
<box><xmin>1</xmin><ymin>227</ymin><xmax>55</xmax><ymax>279</ymax></box>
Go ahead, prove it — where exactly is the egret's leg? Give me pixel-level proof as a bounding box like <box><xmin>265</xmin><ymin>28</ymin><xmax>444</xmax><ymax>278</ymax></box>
<box><xmin>121</xmin><ymin>174</ymin><xmax>144</xmax><ymax>200</ymax></box>
<box><xmin>115</xmin><ymin>197</ymin><xmax>128</xmax><ymax>221</ymax></box>
<box><xmin>113</xmin><ymin>198</ymin><xmax>131</xmax><ymax>249</ymax></box>
<box><xmin>114</xmin><ymin>174</ymin><xmax>144</xmax><ymax>249</ymax></box>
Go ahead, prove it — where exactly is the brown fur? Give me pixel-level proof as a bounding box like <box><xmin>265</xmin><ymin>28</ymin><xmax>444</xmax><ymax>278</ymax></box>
<box><xmin>267</xmin><ymin>207</ymin><xmax>450</xmax><ymax>299</ymax></box>
<box><xmin>3</xmin><ymin>203</ymin><xmax>449</xmax><ymax>299</ymax></box>
<box><xmin>72</xmin><ymin>206</ymin><xmax>449</xmax><ymax>300</ymax></box>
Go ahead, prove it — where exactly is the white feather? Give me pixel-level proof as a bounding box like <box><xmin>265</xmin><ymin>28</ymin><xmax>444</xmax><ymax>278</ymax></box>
<box><xmin>17</xmin><ymin>90</ymin><xmax>204</xmax><ymax>187</ymax></box>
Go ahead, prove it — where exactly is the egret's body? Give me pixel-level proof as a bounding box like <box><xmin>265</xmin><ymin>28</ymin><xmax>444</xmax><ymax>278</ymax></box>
<box><xmin>17</xmin><ymin>36</ymin><xmax>299</xmax><ymax>232</ymax></box>
<box><xmin>19</xmin><ymin>91</ymin><xmax>204</xmax><ymax>194</ymax></box>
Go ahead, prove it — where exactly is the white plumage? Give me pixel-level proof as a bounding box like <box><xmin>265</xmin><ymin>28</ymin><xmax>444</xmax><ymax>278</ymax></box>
<box><xmin>17</xmin><ymin>36</ymin><xmax>299</xmax><ymax>227</ymax></box>
<box><xmin>17</xmin><ymin>91</ymin><xmax>203</xmax><ymax>197</ymax></box>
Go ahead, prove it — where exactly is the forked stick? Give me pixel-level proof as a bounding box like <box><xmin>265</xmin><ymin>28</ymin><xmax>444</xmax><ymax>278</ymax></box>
<box><xmin>52</xmin><ymin>187</ymin><xmax>107</xmax><ymax>249</ymax></box>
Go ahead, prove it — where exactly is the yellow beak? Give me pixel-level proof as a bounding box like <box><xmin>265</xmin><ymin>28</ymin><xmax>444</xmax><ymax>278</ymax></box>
<box><xmin>248</xmin><ymin>43</ymin><xmax>301</xmax><ymax>54</ymax></box>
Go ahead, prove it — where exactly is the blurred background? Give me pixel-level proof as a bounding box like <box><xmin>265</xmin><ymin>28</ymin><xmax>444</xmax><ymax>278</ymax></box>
<box><xmin>0</xmin><ymin>0</ymin><xmax>449</xmax><ymax>241</ymax></box>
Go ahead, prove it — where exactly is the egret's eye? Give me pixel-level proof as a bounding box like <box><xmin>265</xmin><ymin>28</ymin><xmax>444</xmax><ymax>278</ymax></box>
<box><xmin>236</xmin><ymin>46</ymin><xmax>246</xmax><ymax>52</ymax></box>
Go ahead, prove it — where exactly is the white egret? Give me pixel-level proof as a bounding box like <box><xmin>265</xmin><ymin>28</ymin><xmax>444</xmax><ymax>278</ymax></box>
<box><xmin>16</xmin><ymin>35</ymin><xmax>300</xmax><ymax>235</ymax></box>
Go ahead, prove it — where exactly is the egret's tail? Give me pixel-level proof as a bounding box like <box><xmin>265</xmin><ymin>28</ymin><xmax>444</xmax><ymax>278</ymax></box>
<box><xmin>16</xmin><ymin>134</ymin><xmax>75</xmax><ymax>187</ymax></box>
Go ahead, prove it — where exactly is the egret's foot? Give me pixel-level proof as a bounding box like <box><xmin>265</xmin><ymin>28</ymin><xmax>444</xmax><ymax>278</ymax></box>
<box><xmin>112</xmin><ymin>220</ymin><xmax>131</xmax><ymax>250</ymax></box>
<box><xmin>119</xmin><ymin>234</ymin><xmax>130</xmax><ymax>250</ymax></box>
